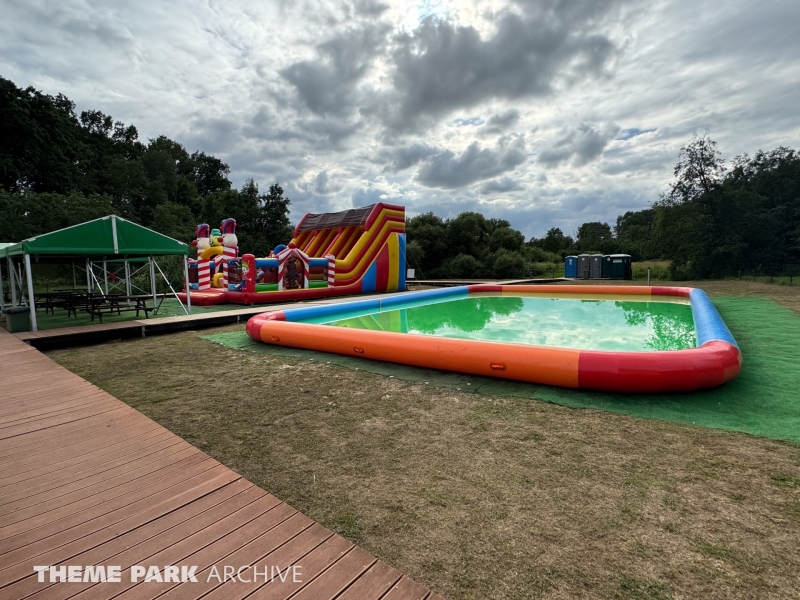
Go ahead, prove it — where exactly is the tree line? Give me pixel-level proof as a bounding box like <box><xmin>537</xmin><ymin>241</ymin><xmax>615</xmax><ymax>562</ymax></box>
<box><xmin>0</xmin><ymin>76</ymin><xmax>293</xmax><ymax>258</ymax></box>
<box><xmin>3</xmin><ymin>77</ymin><xmax>798</xmax><ymax>280</ymax></box>
<box><xmin>407</xmin><ymin>134</ymin><xmax>800</xmax><ymax>279</ymax></box>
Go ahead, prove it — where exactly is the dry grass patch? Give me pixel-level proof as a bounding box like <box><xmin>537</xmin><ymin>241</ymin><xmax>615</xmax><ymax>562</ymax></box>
<box><xmin>50</xmin><ymin>317</ymin><xmax>800</xmax><ymax>600</ymax></box>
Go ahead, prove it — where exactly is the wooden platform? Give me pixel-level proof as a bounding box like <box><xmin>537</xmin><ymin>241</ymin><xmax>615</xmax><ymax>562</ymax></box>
<box><xmin>12</xmin><ymin>292</ymin><xmax>413</xmax><ymax>351</ymax></box>
<box><xmin>0</xmin><ymin>330</ymin><xmax>442</xmax><ymax>599</ymax></box>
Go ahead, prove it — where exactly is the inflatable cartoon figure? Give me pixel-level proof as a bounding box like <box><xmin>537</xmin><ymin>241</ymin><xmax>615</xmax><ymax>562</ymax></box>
<box><xmin>220</xmin><ymin>218</ymin><xmax>238</xmax><ymax>290</ymax></box>
<box><xmin>192</xmin><ymin>224</ymin><xmax>212</xmax><ymax>289</ymax></box>
<box><xmin>201</xmin><ymin>228</ymin><xmax>224</xmax><ymax>261</ymax></box>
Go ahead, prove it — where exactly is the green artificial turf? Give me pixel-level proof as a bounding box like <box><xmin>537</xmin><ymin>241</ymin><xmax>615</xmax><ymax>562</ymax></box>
<box><xmin>205</xmin><ymin>297</ymin><xmax>800</xmax><ymax>443</ymax></box>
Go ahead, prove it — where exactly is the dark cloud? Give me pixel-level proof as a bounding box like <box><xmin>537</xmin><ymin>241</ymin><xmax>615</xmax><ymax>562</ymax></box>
<box><xmin>3</xmin><ymin>0</ymin><xmax>798</xmax><ymax>241</ymax></box>
<box><xmin>537</xmin><ymin>121</ymin><xmax>620</xmax><ymax>167</ymax></box>
<box><xmin>385</xmin><ymin>3</ymin><xmax>620</xmax><ymax>129</ymax></box>
<box><xmin>416</xmin><ymin>135</ymin><xmax>526</xmax><ymax>188</ymax></box>
<box><xmin>482</xmin><ymin>109</ymin><xmax>521</xmax><ymax>135</ymax></box>
<box><xmin>281</xmin><ymin>23</ymin><xmax>389</xmax><ymax>117</ymax></box>
<box><xmin>351</xmin><ymin>185</ymin><xmax>403</xmax><ymax>207</ymax></box>
<box><xmin>479</xmin><ymin>177</ymin><xmax>525</xmax><ymax>194</ymax></box>
<box><xmin>353</xmin><ymin>0</ymin><xmax>390</xmax><ymax>17</ymax></box>
<box><xmin>382</xmin><ymin>143</ymin><xmax>439</xmax><ymax>172</ymax></box>
<box><xmin>313</xmin><ymin>170</ymin><xmax>330</xmax><ymax>194</ymax></box>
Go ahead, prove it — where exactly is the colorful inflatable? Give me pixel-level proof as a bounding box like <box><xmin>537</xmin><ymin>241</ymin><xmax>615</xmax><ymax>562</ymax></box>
<box><xmin>180</xmin><ymin>203</ymin><xmax>406</xmax><ymax>306</ymax></box>
<box><xmin>246</xmin><ymin>284</ymin><xmax>742</xmax><ymax>393</ymax></box>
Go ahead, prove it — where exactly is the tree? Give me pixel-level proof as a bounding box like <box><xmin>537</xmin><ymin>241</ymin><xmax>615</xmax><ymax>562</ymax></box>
<box><xmin>446</xmin><ymin>254</ymin><xmax>483</xmax><ymax>278</ymax></box>
<box><xmin>0</xmin><ymin>190</ymin><xmax>114</xmax><ymax>241</ymax></box>
<box><xmin>446</xmin><ymin>212</ymin><xmax>489</xmax><ymax>257</ymax></box>
<box><xmin>187</xmin><ymin>151</ymin><xmax>231</xmax><ymax>197</ymax></box>
<box><xmin>614</xmin><ymin>209</ymin><xmax>656</xmax><ymax>260</ymax></box>
<box><xmin>659</xmin><ymin>132</ymin><xmax>725</xmax><ymax>206</ymax></box>
<box><xmin>537</xmin><ymin>227</ymin><xmax>574</xmax><ymax>254</ymax></box>
<box><xmin>406</xmin><ymin>212</ymin><xmax>448</xmax><ymax>271</ymax></box>
<box><xmin>405</xmin><ymin>240</ymin><xmax>426</xmax><ymax>272</ymax></box>
<box><xmin>151</xmin><ymin>201</ymin><xmax>196</xmax><ymax>243</ymax></box>
<box><xmin>254</xmin><ymin>182</ymin><xmax>293</xmax><ymax>256</ymax></box>
<box><xmin>489</xmin><ymin>226</ymin><xmax>524</xmax><ymax>252</ymax></box>
<box><xmin>492</xmin><ymin>249</ymin><xmax>525</xmax><ymax>278</ymax></box>
<box><xmin>576</xmin><ymin>221</ymin><xmax>613</xmax><ymax>251</ymax></box>
<box><xmin>0</xmin><ymin>77</ymin><xmax>82</xmax><ymax>193</ymax></box>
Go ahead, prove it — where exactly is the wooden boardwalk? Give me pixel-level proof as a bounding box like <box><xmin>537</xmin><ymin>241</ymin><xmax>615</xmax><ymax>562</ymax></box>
<box><xmin>0</xmin><ymin>330</ymin><xmax>442</xmax><ymax>600</ymax></box>
<box><xmin>13</xmin><ymin>291</ymin><xmax>418</xmax><ymax>351</ymax></box>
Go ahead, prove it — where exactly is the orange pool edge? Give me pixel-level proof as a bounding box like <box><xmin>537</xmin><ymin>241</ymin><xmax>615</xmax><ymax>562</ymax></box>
<box><xmin>245</xmin><ymin>285</ymin><xmax>742</xmax><ymax>392</ymax></box>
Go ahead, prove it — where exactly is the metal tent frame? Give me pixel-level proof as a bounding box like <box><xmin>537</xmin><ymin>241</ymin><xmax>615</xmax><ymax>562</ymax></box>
<box><xmin>0</xmin><ymin>216</ymin><xmax>192</xmax><ymax>332</ymax></box>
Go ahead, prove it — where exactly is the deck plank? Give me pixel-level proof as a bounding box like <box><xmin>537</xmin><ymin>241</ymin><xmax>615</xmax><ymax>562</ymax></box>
<box><xmin>0</xmin><ymin>480</ymin><xmax>255</xmax><ymax>595</ymax></box>
<box><xmin>336</xmin><ymin>560</ymin><xmax>404</xmax><ymax>600</ymax></box>
<box><xmin>1</xmin><ymin>428</ymin><xmax>174</xmax><ymax>487</ymax></box>
<box><xmin>0</xmin><ymin>329</ymin><xmax>440</xmax><ymax>600</ymax></box>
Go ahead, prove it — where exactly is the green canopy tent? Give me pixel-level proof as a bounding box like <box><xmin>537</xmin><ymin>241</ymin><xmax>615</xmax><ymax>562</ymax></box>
<box><xmin>0</xmin><ymin>215</ymin><xmax>192</xmax><ymax>331</ymax></box>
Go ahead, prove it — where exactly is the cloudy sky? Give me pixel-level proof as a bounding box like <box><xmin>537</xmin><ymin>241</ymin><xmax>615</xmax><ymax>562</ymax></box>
<box><xmin>2</xmin><ymin>0</ymin><xmax>799</xmax><ymax>237</ymax></box>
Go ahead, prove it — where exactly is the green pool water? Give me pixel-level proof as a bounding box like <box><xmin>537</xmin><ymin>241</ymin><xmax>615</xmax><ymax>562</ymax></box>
<box><xmin>311</xmin><ymin>294</ymin><xmax>697</xmax><ymax>352</ymax></box>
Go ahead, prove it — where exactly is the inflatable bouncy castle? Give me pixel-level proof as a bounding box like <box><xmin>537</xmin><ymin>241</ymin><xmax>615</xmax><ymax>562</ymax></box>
<box><xmin>180</xmin><ymin>203</ymin><xmax>406</xmax><ymax>306</ymax></box>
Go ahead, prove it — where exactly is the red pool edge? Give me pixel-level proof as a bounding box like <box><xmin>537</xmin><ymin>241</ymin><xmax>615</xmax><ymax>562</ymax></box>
<box><xmin>245</xmin><ymin>285</ymin><xmax>743</xmax><ymax>393</ymax></box>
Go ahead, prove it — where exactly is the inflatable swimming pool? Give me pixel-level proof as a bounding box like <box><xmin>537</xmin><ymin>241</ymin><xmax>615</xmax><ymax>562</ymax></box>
<box><xmin>246</xmin><ymin>285</ymin><xmax>742</xmax><ymax>392</ymax></box>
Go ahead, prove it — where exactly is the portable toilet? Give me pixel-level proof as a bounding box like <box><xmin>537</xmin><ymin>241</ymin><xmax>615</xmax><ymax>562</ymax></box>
<box><xmin>577</xmin><ymin>254</ymin><xmax>591</xmax><ymax>279</ymax></box>
<box><xmin>590</xmin><ymin>254</ymin><xmax>604</xmax><ymax>278</ymax></box>
<box><xmin>609</xmin><ymin>254</ymin><xmax>632</xmax><ymax>280</ymax></box>
<box><xmin>601</xmin><ymin>255</ymin><xmax>612</xmax><ymax>278</ymax></box>
<box><xmin>564</xmin><ymin>256</ymin><xmax>578</xmax><ymax>278</ymax></box>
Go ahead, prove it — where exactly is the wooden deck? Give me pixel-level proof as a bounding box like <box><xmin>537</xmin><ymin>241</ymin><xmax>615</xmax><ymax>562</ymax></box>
<box><xmin>12</xmin><ymin>291</ymin><xmax>419</xmax><ymax>351</ymax></box>
<box><xmin>0</xmin><ymin>330</ymin><xmax>442</xmax><ymax>599</ymax></box>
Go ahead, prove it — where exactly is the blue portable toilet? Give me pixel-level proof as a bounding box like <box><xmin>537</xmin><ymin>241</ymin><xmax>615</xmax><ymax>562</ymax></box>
<box><xmin>564</xmin><ymin>256</ymin><xmax>578</xmax><ymax>278</ymax></box>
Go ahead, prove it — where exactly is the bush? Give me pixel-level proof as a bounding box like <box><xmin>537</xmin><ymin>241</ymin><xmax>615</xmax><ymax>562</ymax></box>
<box><xmin>632</xmin><ymin>261</ymin><xmax>671</xmax><ymax>281</ymax></box>
<box><xmin>446</xmin><ymin>254</ymin><xmax>483</xmax><ymax>279</ymax></box>
<box><xmin>492</xmin><ymin>250</ymin><xmax>525</xmax><ymax>278</ymax></box>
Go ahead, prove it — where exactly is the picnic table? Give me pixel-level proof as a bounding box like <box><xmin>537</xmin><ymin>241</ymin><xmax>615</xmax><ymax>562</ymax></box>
<box><xmin>83</xmin><ymin>294</ymin><xmax>165</xmax><ymax>322</ymax></box>
<box><xmin>35</xmin><ymin>290</ymin><xmax>83</xmax><ymax>316</ymax></box>
<box><xmin>13</xmin><ymin>291</ymin><xmax>168</xmax><ymax>322</ymax></box>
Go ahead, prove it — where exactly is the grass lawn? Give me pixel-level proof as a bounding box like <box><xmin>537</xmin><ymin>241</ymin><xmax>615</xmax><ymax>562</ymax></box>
<box><xmin>48</xmin><ymin>280</ymin><xmax>800</xmax><ymax>600</ymax></box>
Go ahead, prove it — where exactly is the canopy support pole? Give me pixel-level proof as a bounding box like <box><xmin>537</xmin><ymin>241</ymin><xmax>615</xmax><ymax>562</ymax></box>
<box><xmin>87</xmin><ymin>262</ymin><xmax>104</xmax><ymax>295</ymax></box>
<box><xmin>8</xmin><ymin>258</ymin><xmax>18</xmax><ymax>306</ymax></box>
<box><xmin>0</xmin><ymin>260</ymin><xmax>5</xmax><ymax>314</ymax></box>
<box><xmin>103</xmin><ymin>260</ymin><xmax>109</xmax><ymax>295</ymax></box>
<box><xmin>183</xmin><ymin>256</ymin><xmax>192</xmax><ymax>315</ymax></box>
<box><xmin>124</xmin><ymin>260</ymin><xmax>132</xmax><ymax>305</ymax></box>
<box><xmin>86</xmin><ymin>259</ymin><xmax>92</xmax><ymax>293</ymax></box>
<box><xmin>72</xmin><ymin>263</ymin><xmax>76</xmax><ymax>290</ymax></box>
<box><xmin>17</xmin><ymin>263</ymin><xmax>25</xmax><ymax>304</ymax></box>
<box><xmin>124</xmin><ymin>260</ymin><xmax>131</xmax><ymax>296</ymax></box>
<box><xmin>152</xmin><ymin>258</ymin><xmax>189</xmax><ymax>316</ymax></box>
<box><xmin>24</xmin><ymin>253</ymin><xmax>37</xmax><ymax>332</ymax></box>
<box><xmin>149</xmin><ymin>257</ymin><xmax>157</xmax><ymax>312</ymax></box>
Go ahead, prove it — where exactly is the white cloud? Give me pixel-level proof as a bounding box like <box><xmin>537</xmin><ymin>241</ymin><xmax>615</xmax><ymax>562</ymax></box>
<box><xmin>1</xmin><ymin>0</ymin><xmax>798</xmax><ymax>237</ymax></box>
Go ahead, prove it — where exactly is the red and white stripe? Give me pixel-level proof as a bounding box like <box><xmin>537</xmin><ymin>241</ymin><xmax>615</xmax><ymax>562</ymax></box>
<box><xmin>213</xmin><ymin>254</ymin><xmax>225</xmax><ymax>286</ymax></box>
<box><xmin>197</xmin><ymin>259</ymin><xmax>211</xmax><ymax>290</ymax></box>
<box><xmin>277</xmin><ymin>247</ymin><xmax>309</xmax><ymax>290</ymax></box>
<box><xmin>222</xmin><ymin>246</ymin><xmax>237</xmax><ymax>288</ymax></box>
<box><xmin>325</xmin><ymin>254</ymin><xmax>335</xmax><ymax>287</ymax></box>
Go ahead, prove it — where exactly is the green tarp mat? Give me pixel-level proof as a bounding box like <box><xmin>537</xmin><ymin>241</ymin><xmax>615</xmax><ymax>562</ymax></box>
<box><xmin>0</xmin><ymin>216</ymin><xmax>188</xmax><ymax>258</ymax></box>
<box><xmin>205</xmin><ymin>297</ymin><xmax>800</xmax><ymax>444</ymax></box>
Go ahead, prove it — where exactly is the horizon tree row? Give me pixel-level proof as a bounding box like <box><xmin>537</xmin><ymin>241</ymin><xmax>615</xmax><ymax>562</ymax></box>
<box><xmin>3</xmin><ymin>76</ymin><xmax>798</xmax><ymax>279</ymax></box>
